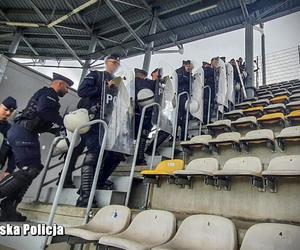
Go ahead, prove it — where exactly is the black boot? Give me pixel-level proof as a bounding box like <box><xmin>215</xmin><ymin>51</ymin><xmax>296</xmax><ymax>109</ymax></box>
<box><xmin>56</xmin><ymin>171</ymin><xmax>76</xmax><ymax>188</ymax></box>
<box><xmin>0</xmin><ymin>198</ymin><xmax>27</xmax><ymax>222</ymax></box>
<box><xmin>136</xmin><ymin>136</ymin><xmax>147</xmax><ymax>165</ymax></box>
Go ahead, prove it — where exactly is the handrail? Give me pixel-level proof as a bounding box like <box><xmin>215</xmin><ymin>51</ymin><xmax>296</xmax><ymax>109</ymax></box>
<box><xmin>125</xmin><ymin>102</ymin><xmax>161</xmax><ymax>207</ymax></box>
<box><xmin>41</xmin><ymin>119</ymin><xmax>107</xmax><ymax>249</ymax></box>
<box><xmin>171</xmin><ymin>91</ymin><xmax>190</xmax><ymax>159</ymax></box>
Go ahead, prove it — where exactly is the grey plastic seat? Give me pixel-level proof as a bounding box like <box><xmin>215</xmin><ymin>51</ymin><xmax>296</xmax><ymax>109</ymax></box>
<box><xmin>289</xmin><ymin>93</ymin><xmax>300</xmax><ymax>102</ymax></box>
<box><xmin>286</xmin><ymin>100</ymin><xmax>300</xmax><ymax>111</ymax></box>
<box><xmin>207</xmin><ymin>119</ymin><xmax>231</xmax><ymax>132</ymax></box>
<box><xmin>231</xmin><ymin>116</ymin><xmax>257</xmax><ymax>129</ymax></box>
<box><xmin>240</xmin><ymin>223</ymin><xmax>300</xmax><ymax>250</ymax></box>
<box><xmin>209</xmin><ymin>132</ymin><xmax>241</xmax><ymax>150</ymax></box>
<box><xmin>264</xmin><ymin>103</ymin><xmax>286</xmax><ymax>114</ymax></box>
<box><xmin>274</xmin><ymin>90</ymin><xmax>291</xmax><ymax>97</ymax></box>
<box><xmin>99</xmin><ymin>209</ymin><xmax>176</xmax><ymax>250</ymax></box>
<box><xmin>64</xmin><ymin>205</ymin><xmax>131</xmax><ymax>241</ymax></box>
<box><xmin>277</xmin><ymin>126</ymin><xmax>300</xmax><ymax>142</ymax></box>
<box><xmin>152</xmin><ymin>214</ymin><xmax>237</xmax><ymax>250</ymax></box>
<box><xmin>180</xmin><ymin>135</ymin><xmax>212</xmax><ymax>149</ymax></box>
<box><xmin>223</xmin><ymin>109</ymin><xmax>244</xmax><ymax>121</ymax></box>
<box><xmin>252</xmin><ymin>98</ymin><xmax>270</xmax><ymax>107</ymax></box>
<box><xmin>257</xmin><ymin>93</ymin><xmax>274</xmax><ymax>100</ymax></box>
<box><xmin>262</xmin><ymin>155</ymin><xmax>300</xmax><ymax>176</ymax></box>
<box><xmin>240</xmin><ymin>129</ymin><xmax>275</xmax><ymax>151</ymax></box>
<box><xmin>214</xmin><ymin>157</ymin><xmax>262</xmax><ymax>177</ymax></box>
<box><xmin>235</xmin><ymin>101</ymin><xmax>252</xmax><ymax>109</ymax></box>
<box><xmin>174</xmin><ymin>158</ymin><xmax>219</xmax><ymax>177</ymax></box>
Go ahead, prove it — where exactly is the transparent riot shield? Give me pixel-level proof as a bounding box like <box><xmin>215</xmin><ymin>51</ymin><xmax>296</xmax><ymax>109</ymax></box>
<box><xmin>215</xmin><ymin>57</ymin><xmax>228</xmax><ymax>113</ymax></box>
<box><xmin>226</xmin><ymin>62</ymin><xmax>235</xmax><ymax>105</ymax></box>
<box><xmin>101</xmin><ymin>66</ymin><xmax>135</xmax><ymax>155</ymax></box>
<box><xmin>189</xmin><ymin>66</ymin><xmax>205</xmax><ymax>122</ymax></box>
<box><xmin>151</xmin><ymin>63</ymin><xmax>177</xmax><ymax>134</ymax></box>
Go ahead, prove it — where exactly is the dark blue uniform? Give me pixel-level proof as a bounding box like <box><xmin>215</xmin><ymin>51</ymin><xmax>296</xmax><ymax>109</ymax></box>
<box><xmin>0</xmin><ymin>87</ymin><xmax>64</xmax><ymax>221</ymax></box>
<box><xmin>76</xmin><ymin>71</ymin><xmax>124</xmax><ymax>207</ymax></box>
<box><xmin>203</xmin><ymin>66</ymin><xmax>215</xmax><ymax>124</ymax></box>
<box><xmin>0</xmin><ymin>121</ymin><xmax>15</xmax><ymax>173</ymax></box>
<box><xmin>176</xmin><ymin>66</ymin><xmax>191</xmax><ymax>140</ymax></box>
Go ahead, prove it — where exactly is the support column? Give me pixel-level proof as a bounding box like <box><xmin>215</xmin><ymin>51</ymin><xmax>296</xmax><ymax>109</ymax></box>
<box><xmin>260</xmin><ymin>23</ymin><xmax>267</xmax><ymax>86</ymax></box>
<box><xmin>8</xmin><ymin>32</ymin><xmax>22</xmax><ymax>54</ymax></box>
<box><xmin>79</xmin><ymin>36</ymin><xmax>98</xmax><ymax>85</ymax></box>
<box><xmin>142</xmin><ymin>10</ymin><xmax>158</xmax><ymax>73</ymax></box>
<box><xmin>245</xmin><ymin>23</ymin><xmax>255</xmax><ymax>97</ymax></box>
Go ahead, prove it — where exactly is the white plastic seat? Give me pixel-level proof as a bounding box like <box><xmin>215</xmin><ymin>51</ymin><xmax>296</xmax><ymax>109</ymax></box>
<box><xmin>289</xmin><ymin>93</ymin><xmax>300</xmax><ymax>102</ymax></box>
<box><xmin>252</xmin><ymin>98</ymin><xmax>270</xmax><ymax>107</ymax></box>
<box><xmin>99</xmin><ymin>209</ymin><xmax>176</xmax><ymax>250</ymax></box>
<box><xmin>64</xmin><ymin>205</ymin><xmax>131</xmax><ymax>241</ymax></box>
<box><xmin>152</xmin><ymin>214</ymin><xmax>238</xmax><ymax>250</ymax></box>
<box><xmin>207</xmin><ymin>119</ymin><xmax>231</xmax><ymax>132</ymax></box>
<box><xmin>231</xmin><ymin>116</ymin><xmax>257</xmax><ymax>129</ymax></box>
<box><xmin>235</xmin><ymin>101</ymin><xmax>252</xmax><ymax>109</ymax></box>
<box><xmin>180</xmin><ymin>135</ymin><xmax>212</xmax><ymax>149</ymax></box>
<box><xmin>262</xmin><ymin>155</ymin><xmax>300</xmax><ymax>176</ymax></box>
<box><xmin>174</xmin><ymin>158</ymin><xmax>219</xmax><ymax>177</ymax></box>
<box><xmin>214</xmin><ymin>157</ymin><xmax>262</xmax><ymax>177</ymax></box>
<box><xmin>286</xmin><ymin>100</ymin><xmax>300</xmax><ymax>111</ymax></box>
<box><xmin>209</xmin><ymin>132</ymin><xmax>241</xmax><ymax>151</ymax></box>
<box><xmin>240</xmin><ymin>129</ymin><xmax>275</xmax><ymax>151</ymax></box>
<box><xmin>240</xmin><ymin>223</ymin><xmax>300</xmax><ymax>250</ymax></box>
<box><xmin>223</xmin><ymin>109</ymin><xmax>244</xmax><ymax>121</ymax></box>
<box><xmin>263</xmin><ymin>103</ymin><xmax>286</xmax><ymax>114</ymax></box>
<box><xmin>277</xmin><ymin>126</ymin><xmax>300</xmax><ymax>142</ymax></box>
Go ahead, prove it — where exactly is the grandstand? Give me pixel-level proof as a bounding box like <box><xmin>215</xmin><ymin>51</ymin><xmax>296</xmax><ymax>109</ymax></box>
<box><xmin>0</xmin><ymin>1</ymin><xmax>300</xmax><ymax>250</ymax></box>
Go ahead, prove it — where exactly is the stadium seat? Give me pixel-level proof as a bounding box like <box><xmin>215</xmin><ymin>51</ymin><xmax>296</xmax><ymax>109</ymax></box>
<box><xmin>273</xmin><ymin>90</ymin><xmax>291</xmax><ymax>97</ymax></box>
<box><xmin>240</xmin><ymin>129</ymin><xmax>275</xmax><ymax>151</ymax></box>
<box><xmin>286</xmin><ymin>110</ymin><xmax>300</xmax><ymax>125</ymax></box>
<box><xmin>231</xmin><ymin>116</ymin><xmax>258</xmax><ymax>130</ymax></box>
<box><xmin>209</xmin><ymin>132</ymin><xmax>241</xmax><ymax>153</ymax></box>
<box><xmin>174</xmin><ymin>158</ymin><xmax>219</xmax><ymax>188</ymax></box>
<box><xmin>243</xmin><ymin>106</ymin><xmax>264</xmax><ymax>118</ymax></box>
<box><xmin>270</xmin><ymin>95</ymin><xmax>288</xmax><ymax>104</ymax></box>
<box><xmin>257</xmin><ymin>93</ymin><xmax>274</xmax><ymax>100</ymax></box>
<box><xmin>207</xmin><ymin>119</ymin><xmax>232</xmax><ymax>134</ymax></box>
<box><xmin>288</xmin><ymin>86</ymin><xmax>300</xmax><ymax>94</ymax></box>
<box><xmin>180</xmin><ymin>135</ymin><xmax>212</xmax><ymax>150</ymax></box>
<box><xmin>252</xmin><ymin>98</ymin><xmax>270</xmax><ymax>107</ymax></box>
<box><xmin>152</xmin><ymin>215</ymin><xmax>237</xmax><ymax>250</ymax></box>
<box><xmin>257</xmin><ymin>90</ymin><xmax>272</xmax><ymax>97</ymax></box>
<box><xmin>241</xmin><ymin>223</ymin><xmax>300</xmax><ymax>250</ymax></box>
<box><xmin>141</xmin><ymin>160</ymin><xmax>184</xmax><ymax>186</ymax></box>
<box><xmin>263</xmin><ymin>103</ymin><xmax>286</xmax><ymax>114</ymax></box>
<box><xmin>286</xmin><ymin>100</ymin><xmax>300</xmax><ymax>111</ymax></box>
<box><xmin>64</xmin><ymin>205</ymin><xmax>131</xmax><ymax>243</ymax></box>
<box><xmin>235</xmin><ymin>101</ymin><xmax>252</xmax><ymax>110</ymax></box>
<box><xmin>223</xmin><ymin>109</ymin><xmax>244</xmax><ymax>121</ymax></box>
<box><xmin>289</xmin><ymin>93</ymin><xmax>300</xmax><ymax>102</ymax></box>
<box><xmin>276</xmin><ymin>126</ymin><xmax>300</xmax><ymax>150</ymax></box>
<box><xmin>214</xmin><ymin>157</ymin><xmax>263</xmax><ymax>191</ymax></box>
<box><xmin>257</xmin><ymin>112</ymin><xmax>285</xmax><ymax>127</ymax></box>
<box><xmin>98</xmin><ymin>209</ymin><xmax>176</xmax><ymax>250</ymax></box>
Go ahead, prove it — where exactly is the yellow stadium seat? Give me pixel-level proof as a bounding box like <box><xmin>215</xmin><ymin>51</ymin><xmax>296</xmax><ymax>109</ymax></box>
<box><xmin>243</xmin><ymin>106</ymin><xmax>264</xmax><ymax>118</ymax></box>
<box><xmin>141</xmin><ymin>159</ymin><xmax>184</xmax><ymax>176</ymax></box>
<box><xmin>270</xmin><ymin>95</ymin><xmax>288</xmax><ymax>104</ymax></box>
<box><xmin>257</xmin><ymin>112</ymin><xmax>285</xmax><ymax>126</ymax></box>
<box><xmin>286</xmin><ymin>110</ymin><xmax>300</xmax><ymax>125</ymax></box>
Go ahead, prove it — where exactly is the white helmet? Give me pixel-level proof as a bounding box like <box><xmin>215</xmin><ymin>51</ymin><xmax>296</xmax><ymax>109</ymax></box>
<box><xmin>188</xmin><ymin>100</ymin><xmax>199</xmax><ymax>113</ymax></box>
<box><xmin>137</xmin><ymin>88</ymin><xmax>155</xmax><ymax>107</ymax></box>
<box><xmin>63</xmin><ymin>108</ymin><xmax>90</xmax><ymax>134</ymax></box>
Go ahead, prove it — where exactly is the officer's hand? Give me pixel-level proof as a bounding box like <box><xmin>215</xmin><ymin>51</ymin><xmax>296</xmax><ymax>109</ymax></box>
<box><xmin>107</xmin><ymin>80</ymin><xmax>114</xmax><ymax>88</ymax></box>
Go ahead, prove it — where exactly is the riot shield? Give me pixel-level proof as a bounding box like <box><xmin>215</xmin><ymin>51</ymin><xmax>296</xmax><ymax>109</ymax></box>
<box><xmin>226</xmin><ymin>62</ymin><xmax>235</xmax><ymax>105</ymax></box>
<box><xmin>189</xmin><ymin>66</ymin><xmax>205</xmax><ymax>122</ymax></box>
<box><xmin>101</xmin><ymin>67</ymin><xmax>135</xmax><ymax>155</ymax></box>
<box><xmin>215</xmin><ymin>57</ymin><xmax>228</xmax><ymax>112</ymax></box>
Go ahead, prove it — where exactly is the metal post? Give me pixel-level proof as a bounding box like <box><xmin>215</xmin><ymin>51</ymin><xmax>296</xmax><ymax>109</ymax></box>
<box><xmin>171</xmin><ymin>91</ymin><xmax>190</xmax><ymax>159</ymax></box>
<box><xmin>35</xmin><ymin>136</ymin><xmax>64</xmax><ymax>202</ymax></box>
<box><xmin>260</xmin><ymin>23</ymin><xmax>267</xmax><ymax>86</ymax></box>
<box><xmin>41</xmin><ymin>119</ymin><xmax>107</xmax><ymax>250</ymax></box>
<box><xmin>245</xmin><ymin>22</ymin><xmax>255</xmax><ymax>97</ymax></box>
<box><xmin>142</xmin><ymin>11</ymin><xmax>158</xmax><ymax>73</ymax></box>
<box><xmin>8</xmin><ymin>32</ymin><xmax>22</xmax><ymax>54</ymax></box>
<box><xmin>79</xmin><ymin>36</ymin><xmax>98</xmax><ymax>85</ymax></box>
<box><xmin>125</xmin><ymin>102</ymin><xmax>161</xmax><ymax>207</ymax></box>
<box><xmin>204</xmin><ymin>85</ymin><xmax>212</xmax><ymax>125</ymax></box>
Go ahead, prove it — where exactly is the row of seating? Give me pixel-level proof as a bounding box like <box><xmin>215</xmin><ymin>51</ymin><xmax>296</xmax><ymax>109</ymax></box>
<box><xmin>62</xmin><ymin>205</ymin><xmax>300</xmax><ymax>250</ymax></box>
<box><xmin>141</xmin><ymin>155</ymin><xmax>300</xmax><ymax>192</ymax></box>
<box><xmin>181</xmin><ymin>126</ymin><xmax>300</xmax><ymax>152</ymax></box>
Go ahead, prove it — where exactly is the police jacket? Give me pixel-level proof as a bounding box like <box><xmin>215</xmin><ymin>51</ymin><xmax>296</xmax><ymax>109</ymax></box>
<box><xmin>176</xmin><ymin>67</ymin><xmax>191</xmax><ymax>94</ymax></box>
<box><xmin>16</xmin><ymin>87</ymin><xmax>63</xmax><ymax>133</ymax></box>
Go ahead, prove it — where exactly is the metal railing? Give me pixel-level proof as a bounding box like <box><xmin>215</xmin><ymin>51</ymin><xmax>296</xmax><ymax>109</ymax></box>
<box><xmin>125</xmin><ymin>102</ymin><xmax>161</xmax><ymax>207</ymax></box>
<box><xmin>41</xmin><ymin>119</ymin><xmax>108</xmax><ymax>250</ymax></box>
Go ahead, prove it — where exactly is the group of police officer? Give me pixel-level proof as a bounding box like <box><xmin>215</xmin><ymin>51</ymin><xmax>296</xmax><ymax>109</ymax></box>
<box><xmin>0</xmin><ymin>54</ymin><xmax>204</xmax><ymax>221</ymax></box>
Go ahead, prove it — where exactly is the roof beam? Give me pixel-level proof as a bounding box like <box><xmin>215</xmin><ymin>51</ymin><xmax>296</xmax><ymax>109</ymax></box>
<box><xmin>27</xmin><ymin>0</ymin><xmax>84</xmax><ymax>65</ymax></box>
<box><xmin>104</xmin><ymin>0</ymin><xmax>145</xmax><ymax>48</ymax></box>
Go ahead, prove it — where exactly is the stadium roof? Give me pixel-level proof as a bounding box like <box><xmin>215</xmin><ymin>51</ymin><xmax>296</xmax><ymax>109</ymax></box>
<box><xmin>0</xmin><ymin>0</ymin><xmax>299</xmax><ymax>65</ymax></box>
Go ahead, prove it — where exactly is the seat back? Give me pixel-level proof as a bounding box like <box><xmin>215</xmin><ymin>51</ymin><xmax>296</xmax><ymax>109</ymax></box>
<box><xmin>168</xmin><ymin>214</ymin><xmax>237</xmax><ymax>250</ymax></box>
<box><xmin>267</xmin><ymin>155</ymin><xmax>300</xmax><ymax>172</ymax></box>
<box><xmin>215</xmin><ymin>132</ymin><xmax>241</xmax><ymax>142</ymax></box>
<box><xmin>277</xmin><ymin>126</ymin><xmax>300</xmax><ymax>138</ymax></box>
<box><xmin>223</xmin><ymin>157</ymin><xmax>262</xmax><ymax>172</ymax></box>
<box><xmin>124</xmin><ymin>209</ymin><xmax>176</xmax><ymax>245</ymax></box>
<box><xmin>88</xmin><ymin>205</ymin><xmax>131</xmax><ymax>234</ymax></box>
<box><xmin>186</xmin><ymin>158</ymin><xmax>219</xmax><ymax>172</ymax></box>
<box><xmin>189</xmin><ymin>135</ymin><xmax>212</xmax><ymax>144</ymax></box>
<box><xmin>241</xmin><ymin>223</ymin><xmax>300</xmax><ymax>250</ymax></box>
<box><xmin>155</xmin><ymin>160</ymin><xmax>184</xmax><ymax>173</ymax></box>
<box><xmin>244</xmin><ymin>129</ymin><xmax>274</xmax><ymax>141</ymax></box>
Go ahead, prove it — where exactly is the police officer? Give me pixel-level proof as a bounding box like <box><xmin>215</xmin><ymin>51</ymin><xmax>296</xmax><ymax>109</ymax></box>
<box><xmin>0</xmin><ymin>97</ymin><xmax>17</xmax><ymax>176</ymax></box>
<box><xmin>202</xmin><ymin>62</ymin><xmax>215</xmax><ymax>124</ymax></box>
<box><xmin>176</xmin><ymin>60</ymin><xmax>193</xmax><ymax>140</ymax></box>
<box><xmin>134</xmin><ymin>68</ymin><xmax>156</xmax><ymax>165</ymax></box>
<box><xmin>76</xmin><ymin>54</ymin><xmax>124</xmax><ymax>207</ymax></box>
<box><xmin>0</xmin><ymin>73</ymin><xmax>73</xmax><ymax>221</ymax></box>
